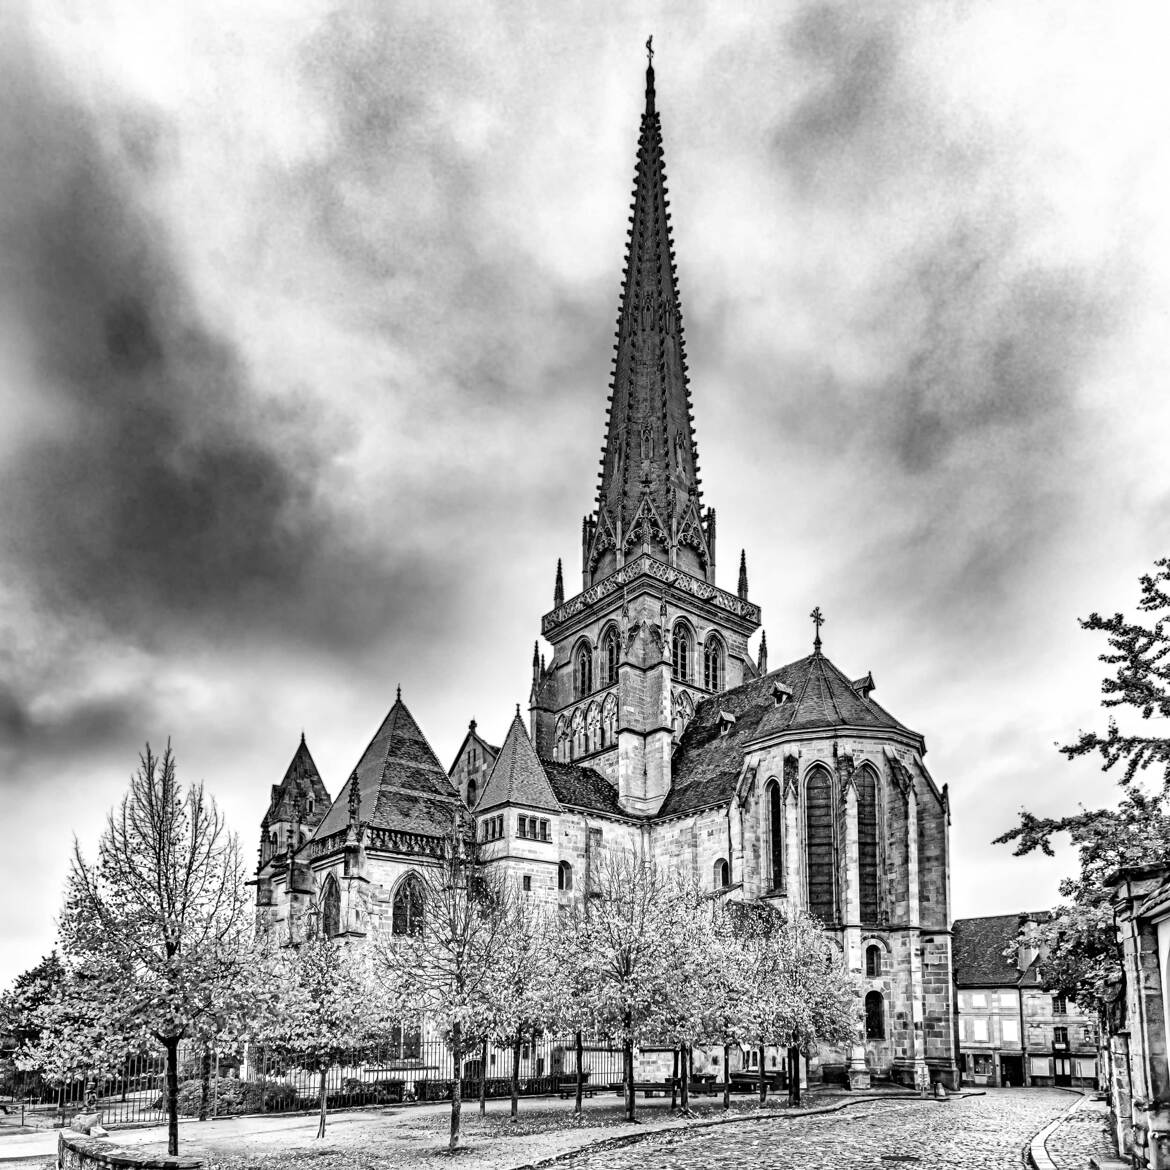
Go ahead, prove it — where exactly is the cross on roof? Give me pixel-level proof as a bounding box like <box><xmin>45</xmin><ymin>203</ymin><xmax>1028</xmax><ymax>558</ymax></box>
<box><xmin>646</xmin><ymin>34</ymin><xmax>654</xmax><ymax>65</ymax></box>
<box><xmin>810</xmin><ymin>606</ymin><xmax>825</xmax><ymax>654</ymax></box>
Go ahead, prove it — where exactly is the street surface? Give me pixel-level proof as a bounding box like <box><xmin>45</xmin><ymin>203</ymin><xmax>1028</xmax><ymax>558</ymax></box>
<box><xmin>569</xmin><ymin>1088</ymin><xmax>1077</xmax><ymax>1169</ymax></box>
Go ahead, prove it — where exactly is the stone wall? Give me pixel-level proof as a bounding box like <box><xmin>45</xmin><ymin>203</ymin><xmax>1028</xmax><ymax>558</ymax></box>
<box><xmin>59</xmin><ymin>1133</ymin><xmax>202</xmax><ymax>1170</ymax></box>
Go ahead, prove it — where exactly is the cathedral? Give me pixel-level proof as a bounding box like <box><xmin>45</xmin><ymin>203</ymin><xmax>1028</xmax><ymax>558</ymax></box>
<box><xmin>255</xmin><ymin>50</ymin><xmax>958</xmax><ymax>1091</ymax></box>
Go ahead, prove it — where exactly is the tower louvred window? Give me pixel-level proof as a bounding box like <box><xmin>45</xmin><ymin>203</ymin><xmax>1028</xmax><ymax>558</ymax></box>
<box><xmin>602</xmin><ymin>627</ymin><xmax>620</xmax><ymax>687</ymax></box>
<box><xmin>575</xmin><ymin>644</ymin><xmax>593</xmax><ymax>698</ymax></box>
<box><xmin>704</xmin><ymin>636</ymin><xmax>725</xmax><ymax>692</ymax></box>
<box><xmin>672</xmin><ymin>624</ymin><xmax>692</xmax><ymax>682</ymax></box>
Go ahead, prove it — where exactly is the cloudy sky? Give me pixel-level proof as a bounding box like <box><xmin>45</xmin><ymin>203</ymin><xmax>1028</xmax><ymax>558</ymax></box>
<box><xmin>3</xmin><ymin>0</ymin><xmax>1169</xmax><ymax>986</ymax></box>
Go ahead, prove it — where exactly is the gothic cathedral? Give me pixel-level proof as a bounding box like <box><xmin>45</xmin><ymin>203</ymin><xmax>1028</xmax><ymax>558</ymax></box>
<box><xmin>255</xmin><ymin>52</ymin><xmax>958</xmax><ymax>1091</ymax></box>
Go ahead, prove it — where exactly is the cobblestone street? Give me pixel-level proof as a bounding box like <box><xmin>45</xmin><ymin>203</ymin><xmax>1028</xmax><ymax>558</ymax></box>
<box><xmin>568</xmin><ymin>1089</ymin><xmax>1077</xmax><ymax>1169</ymax></box>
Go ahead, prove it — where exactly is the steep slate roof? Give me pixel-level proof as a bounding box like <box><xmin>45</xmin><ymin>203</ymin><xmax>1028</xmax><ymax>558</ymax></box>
<box><xmin>541</xmin><ymin>760</ymin><xmax>626</xmax><ymax>817</ymax></box>
<box><xmin>477</xmin><ymin>712</ymin><xmax>561</xmax><ymax>813</ymax></box>
<box><xmin>262</xmin><ymin>735</ymin><xmax>331</xmax><ymax>828</ymax></box>
<box><xmin>660</xmin><ymin>650</ymin><xmax>919</xmax><ymax>818</ymax></box>
<box><xmin>952</xmin><ymin>914</ymin><xmax>1048</xmax><ymax>988</ymax></box>
<box><xmin>314</xmin><ymin>695</ymin><xmax>462</xmax><ymax>840</ymax></box>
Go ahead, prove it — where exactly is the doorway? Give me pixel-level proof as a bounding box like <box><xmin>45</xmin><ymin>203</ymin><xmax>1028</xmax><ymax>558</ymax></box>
<box><xmin>999</xmin><ymin>1054</ymin><xmax>1023</xmax><ymax>1087</ymax></box>
<box><xmin>1054</xmin><ymin>1057</ymin><xmax>1073</xmax><ymax>1087</ymax></box>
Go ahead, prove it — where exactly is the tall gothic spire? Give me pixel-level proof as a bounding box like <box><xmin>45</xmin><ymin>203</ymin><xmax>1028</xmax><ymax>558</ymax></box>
<box><xmin>583</xmin><ymin>46</ymin><xmax>713</xmax><ymax>588</ymax></box>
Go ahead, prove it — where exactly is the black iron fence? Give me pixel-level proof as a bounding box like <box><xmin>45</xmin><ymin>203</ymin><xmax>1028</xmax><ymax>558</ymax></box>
<box><xmin>1</xmin><ymin>1036</ymin><xmax>627</xmax><ymax>1130</ymax></box>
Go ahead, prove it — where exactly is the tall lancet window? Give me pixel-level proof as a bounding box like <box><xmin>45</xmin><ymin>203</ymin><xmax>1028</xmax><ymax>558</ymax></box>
<box><xmin>602</xmin><ymin>627</ymin><xmax>620</xmax><ymax>688</ymax></box>
<box><xmin>575</xmin><ymin>643</ymin><xmax>593</xmax><ymax>698</ymax></box>
<box><xmin>392</xmin><ymin>873</ymin><xmax>425</xmax><ymax>936</ymax></box>
<box><xmin>704</xmin><ymin>636</ymin><xmax>725</xmax><ymax>693</ymax></box>
<box><xmin>672</xmin><ymin>624</ymin><xmax>692</xmax><ymax>682</ymax></box>
<box><xmin>805</xmin><ymin>767</ymin><xmax>836</xmax><ymax>923</ymax></box>
<box><xmin>856</xmin><ymin>768</ymin><xmax>880</xmax><ymax>924</ymax></box>
<box><xmin>766</xmin><ymin>779</ymin><xmax>784</xmax><ymax>892</ymax></box>
<box><xmin>322</xmin><ymin>873</ymin><xmax>341</xmax><ymax>938</ymax></box>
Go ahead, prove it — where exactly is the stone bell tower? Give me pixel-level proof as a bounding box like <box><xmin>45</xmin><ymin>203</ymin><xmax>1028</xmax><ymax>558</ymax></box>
<box><xmin>531</xmin><ymin>44</ymin><xmax>761</xmax><ymax>815</ymax></box>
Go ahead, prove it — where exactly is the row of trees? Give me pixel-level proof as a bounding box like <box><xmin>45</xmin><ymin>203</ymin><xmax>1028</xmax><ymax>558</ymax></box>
<box><xmin>1</xmin><ymin>744</ymin><xmax>860</xmax><ymax>1155</ymax></box>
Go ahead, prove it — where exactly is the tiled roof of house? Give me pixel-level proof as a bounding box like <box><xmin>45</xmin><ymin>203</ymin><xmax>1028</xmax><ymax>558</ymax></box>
<box><xmin>541</xmin><ymin>759</ymin><xmax>626</xmax><ymax>817</ymax></box>
<box><xmin>315</xmin><ymin>695</ymin><xmax>462</xmax><ymax>840</ymax></box>
<box><xmin>477</xmin><ymin>712</ymin><xmax>561</xmax><ymax>813</ymax></box>
<box><xmin>262</xmin><ymin>734</ymin><xmax>332</xmax><ymax>828</ymax></box>
<box><xmin>952</xmin><ymin>913</ymin><xmax>1048</xmax><ymax>988</ymax></box>
<box><xmin>660</xmin><ymin>650</ymin><xmax>918</xmax><ymax>817</ymax></box>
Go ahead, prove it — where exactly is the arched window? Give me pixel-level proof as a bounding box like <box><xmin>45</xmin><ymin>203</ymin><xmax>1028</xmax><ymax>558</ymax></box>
<box><xmin>571</xmin><ymin>707</ymin><xmax>585</xmax><ymax>760</ymax></box>
<box><xmin>602</xmin><ymin>693</ymin><xmax>617</xmax><ymax>749</ymax></box>
<box><xmin>558</xmin><ymin>861</ymin><xmax>573</xmax><ymax>891</ymax></box>
<box><xmin>575</xmin><ymin>643</ymin><xmax>593</xmax><ymax>698</ymax></box>
<box><xmin>865</xmin><ymin>990</ymin><xmax>885</xmax><ymax>1039</ymax></box>
<box><xmin>467</xmin><ymin>776</ymin><xmax>478</xmax><ymax>808</ymax></box>
<box><xmin>322</xmin><ymin>873</ymin><xmax>341</xmax><ymax>938</ymax></box>
<box><xmin>767</xmin><ymin>779</ymin><xmax>784</xmax><ymax>891</ymax></box>
<box><xmin>805</xmin><ymin>768</ymin><xmax>835</xmax><ymax>923</ymax></box>
<box><xmin>392</xmin><ymin>873</ymin><xmax>425</xmax><ymax>936</ymax></box>
<box><xmin>856</xmin><ymin>768</ymin><xmax>880</xmax><ymax>924</ymax></box>
<box><xmin>703</xmin><ymin>637</ymin><xmax>725</xmax><ymax>693</ymax></box>
<box><xmin>601</xmin><ymin>627</ymin><xmax>620</xmax><ymax>688</ymax></box>
<box><xmin>865</xmin><ymin>944</ymin><xmax>882</xmax><ymax>978</ymax></box>
<box><xmin>672</xmin><ymin>624</ymin><xmax>692</xmax><ymax>682</ymax></box>
<box><xmin>714</xmin><ymin>858</ymin><xmax>730</xmax><ymax>889</ymax></box>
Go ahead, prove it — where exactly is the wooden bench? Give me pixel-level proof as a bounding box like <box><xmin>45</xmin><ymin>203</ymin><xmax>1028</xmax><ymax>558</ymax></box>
<box><xmin>556</xmin><ymin>1074</ymin><xmax>593</xmax><ymax>1099</ymax></box>
<box><xmin>609</xmin><ymin>1080</ymin><xmax>675</xmax><ymax>1098</ymax></box>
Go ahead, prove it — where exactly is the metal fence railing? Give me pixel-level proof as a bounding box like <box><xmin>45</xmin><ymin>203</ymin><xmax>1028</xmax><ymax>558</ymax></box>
<box><xmin>1</xmin><ymin>1036</ymin><xmax>627</xmax><ymax>1130</ymax></box>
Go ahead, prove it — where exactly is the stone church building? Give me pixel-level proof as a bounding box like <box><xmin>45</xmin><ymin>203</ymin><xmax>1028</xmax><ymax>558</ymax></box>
<box><xmin>255</xmin><ymin>52</ymin><xmax>958</xmax><ymax>1091</ymax></box>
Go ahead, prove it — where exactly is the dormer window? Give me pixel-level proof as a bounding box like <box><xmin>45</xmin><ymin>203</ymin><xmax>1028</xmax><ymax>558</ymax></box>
<box><xmin>717</xmin><ymin>709</ymin><xmax>736</xmax><ymax>736</ymax></box>
<box><xmin>772</xmin><ymin>682</ymin><xmax>793</xmax><ymax>706</ymax></box>
<box><xmin>852</xmin><ymin>672</ymin><xmax>876</xmax><ymax>699</ymax></box>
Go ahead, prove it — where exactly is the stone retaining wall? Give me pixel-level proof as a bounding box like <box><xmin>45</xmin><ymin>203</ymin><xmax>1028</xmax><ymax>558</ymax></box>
<box><xmin>58</xmin><ymin>1132</ymin><xmax>203</xmax><ymax>1170</ymax></box>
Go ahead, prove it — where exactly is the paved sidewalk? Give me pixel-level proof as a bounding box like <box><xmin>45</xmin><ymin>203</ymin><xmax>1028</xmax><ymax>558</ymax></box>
<box><xmin>1031</xmin><ymin>1093</ymin><xmax>1122</xmax><ymax>1170</ymax></box>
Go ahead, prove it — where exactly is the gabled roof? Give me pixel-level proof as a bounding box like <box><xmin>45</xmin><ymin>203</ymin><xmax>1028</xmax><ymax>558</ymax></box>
<box><xmin>447</xmin><ymin>720</ymin><xmax>500</xmax><ymax>778</ymax></box>
<box><xmin>477</xmin><ymin>712</ymin><xmax>561</xmax><ymax>814</ymax></box>
<box><xmin>951</xmin><ymin>913</ymin><xmax>1049</xmax><ymax>988</ymax></box>
<box><xmin>541</xmin><ymin>760</ymin><xmax>627</xmax><ymax>818</ymax></box>
<box><xmin>262</xmin><ymin>734</ymin><xmax>331</xmax><ymax>828</ymax></box>
<box><xmin>661</xmin><ymin>649</ymin><xmax>919</xmax><ymax>818</ymax></box>
<box><xmin>314</xmin><ymin>694</ymin><xmax>461</xmax><ymax>840</ymax></box>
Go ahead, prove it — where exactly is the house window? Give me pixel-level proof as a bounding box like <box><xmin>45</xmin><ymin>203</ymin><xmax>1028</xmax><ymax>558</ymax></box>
<box><xmin>671</xmin><ymin>624</ymin><xmax>692</xmax><ymax>682</ymax></box>
<box><xmin>519</xmin><ymin>818</ymin><xmax>529</xmax><ymax>838</ymax></box>
<box><xmin>602</xmin><ymin>627</ymin><xmax>620</xmax><ymax>688</ymax></box>
<box><xmin>539</xmin><ymin>820</ymin><xmax>549</xmax><ymax>841</ymax></box>
<box><xmin>522</xmin><ymin>875</ymin><xmax>532</xmax><ymax>893</ymax></box>
<box><xmin>1052</xmin><ymin>994</ymin><xmax>1068</xmax><ymax>1015</ymax></box>
<box><xmin>558</xmin><ymin>861</ymin><xmax>573</xmax><ymax>891</ymax></box>
<box><xmin>575</xmin><ymin>644</ymin><xmax>593</xmax><ymax>698</ymax></box>
<box><xmin>1054</xmin><ymin>1026</ymin><xmax>1069</xmax><ymax>1048</ymax></box>
<box><xmin>971</xmin><ymin>1018</ymin><xmax>988</xmax><ymax>1042</ymax></box>
<box><xmin>321</xmin><ymin>873</ymin><xmax>341</xmax><ymax>938</ymax></box>
<box><xmin>714</xmin><ymin>858</ymin><xmax>729</xmax><ymax>888</ymax></box>
<box><xmin>391</xmin><ymin>873</ymin><xmax>425</xmax><ymax>936</ymax></box>
<box><xmin>865</xmin><ymin>945</ymin><xmax>881</xmax><ymax>978</ymax></box>
<box><xmin>390</xmin><ymin>1024</ymin><xmax>422</xmax><ymax>1060</ymax></box>
<box><xmin>864</xmin><ymin>991</ymin><xmax>885</xmax><ymax>1039</ymax></box>
<box><xmin>703</xmin><ymin>637</ymin><xmax>725</xmax><ymax>692</ymax></box>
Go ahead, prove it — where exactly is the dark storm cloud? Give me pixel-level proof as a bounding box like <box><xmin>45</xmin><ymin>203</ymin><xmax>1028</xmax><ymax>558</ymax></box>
<box><xmin>0</xmin><ymin>27</ymin><xmax>436</xmax><ymax>654</ymax></box>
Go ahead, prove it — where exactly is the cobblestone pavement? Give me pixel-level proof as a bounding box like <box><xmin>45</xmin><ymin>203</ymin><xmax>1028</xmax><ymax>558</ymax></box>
<box><xmin>567</xmin><ymin>1089</ymin><xmax>1075</xmax><ymax>1170</ymax></box>
<box><xmin>1045</xmin><ymin>1096</ymin><xmax>1117</xmax><ymax>1170</ymax></box>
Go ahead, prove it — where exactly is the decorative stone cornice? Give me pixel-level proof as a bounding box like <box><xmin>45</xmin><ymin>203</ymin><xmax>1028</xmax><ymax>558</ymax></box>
<box><xmin>542</xmin><ymin>554</ymin><xmax>760</xmax><ymax>635</ymax></box>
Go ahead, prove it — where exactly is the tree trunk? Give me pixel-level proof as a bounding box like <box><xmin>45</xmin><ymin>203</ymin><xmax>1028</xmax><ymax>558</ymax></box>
<box><xmin>449</xmin><ymin>1022</ymin><xmax>462</xmax><ymax>1152</ymax></box>
<box><xmin>510</xmin><ymin>1035</ymin><xmax>521</xmax><ymax>1119</ymax></box>
<box><xmin>198</xmin><ymin>1045</ymin><xmax>212</xmax><ymax>1122</ymax></box>
<box><xmin>680</xmin><ymin>1045</ymin><xmax>690</xmax><ymax>1113</ymax></box>
<box><xmin>163</xmin><ymin>1036</ymin><xmax>180</xmax><ymax>1157</ymax></box>
<box><xmin>478</xmin><ymin>1037</ymin><xmax>488</xmax><ymax>1118</ymax></box>
<box><xmin>788</xmin><ymin>1047</ymin><xmax>801</xmax><ymax>1107</ymax></box>
<box><xmin>757</xmin><ymin>1045</ymin><xmax>767</xmax><ymax>1105</ymax></box>
<box><xmin>670</xmin><ymin>1048</ymin><xmax>679</xmax><ymax>1111</ymax></box>
<box><xmin>574</xmin><ymin>1030</ymin><xmax>584</xmax><ymax>1115</ymax></box>
<box><xmin>723</xmin><ymin>1043</ymin><xmax>731</xmax><ymax>1110</ymax></box>
<box><xmin>622</xmin><ymin>1035</ymin><xmax>635</xmax><ymax>1122</ymax></box>
<box><xmin>317</xmin><ymin>1066</ymin><xmax>327</xmax><ymax>1139</ymax></box>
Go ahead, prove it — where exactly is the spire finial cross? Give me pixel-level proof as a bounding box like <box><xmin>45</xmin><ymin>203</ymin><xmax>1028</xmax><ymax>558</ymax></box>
<box><xmin>646</xmin><ymin>35</ymin><xmax>654</xmax><ymax>65</ymax></box>
<box><xmin>810</xmin><ymin>606</ymin><xmax>825</xmax><ymax>653</ymax></box>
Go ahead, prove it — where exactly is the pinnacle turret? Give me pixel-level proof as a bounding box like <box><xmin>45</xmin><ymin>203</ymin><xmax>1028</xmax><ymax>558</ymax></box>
<box><xmin>554</xmin><ymin>558</ymin><xmax>564</xmax><ymax>607</ymax></box>
<box><xmin>584</xmin><ymin>48</ymin><xmax>714</xmax><ymax>587</ymax></box>
<box><xmin>738</xmin><ymin>550</ymin><xmax>749</xmax><ymax>600</ymax></box>
<box><xmin>759</xmin><ymin>629</ymin><xmax>768</xmax><ymax>674</ymax></box>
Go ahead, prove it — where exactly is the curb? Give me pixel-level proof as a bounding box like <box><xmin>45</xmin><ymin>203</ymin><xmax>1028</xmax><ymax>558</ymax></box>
<box><xmin>1027</xmin><ymin>1092</ymin><xmax>1088</xmax><ymax>1170</ymax></box>
<box><xmin>508</xmin><ymin>1089</ymin><xmax>985</xmax><ymax>1170</ymax></box>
